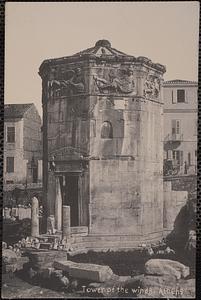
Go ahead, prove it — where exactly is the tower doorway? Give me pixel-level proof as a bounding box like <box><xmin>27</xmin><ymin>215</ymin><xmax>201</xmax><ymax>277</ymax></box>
<box><xmin>62</xmin><ymin>174</ymin><xmax>79</xmax><ymax>226</ymax></box>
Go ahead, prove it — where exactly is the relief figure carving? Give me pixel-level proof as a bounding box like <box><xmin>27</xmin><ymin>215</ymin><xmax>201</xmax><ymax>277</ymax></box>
<box><xmin>93</xmin><ymin>67</ymin><xmax>136</xmax><ymax>95</ymax></box>
<box><xmin>49</xmin><ymin>68</ymin><xmax>85</xmax><ymax>97</ymax></box>
<box><xmin>144</xmin><ymin>75</ymin><xmax>160</xmax><ymax>99</ymax></box>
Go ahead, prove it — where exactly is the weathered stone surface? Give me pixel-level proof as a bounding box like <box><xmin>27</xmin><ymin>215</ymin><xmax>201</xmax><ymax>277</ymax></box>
<box><xmin>3</xmin><ymin>249</ymin><xmax>18</xmax><ymax>265</ymax></box>
<box><xmin>25</xmin><ymin>249</ymin><xmax>67</xmax><ymax>270</ymax></box>
<box><xmin>16</xmin><ymin>256</ymin><xmax>30</xmax><ymax>271</ymax></box>
<box><xmin>40</xmin><ymin>40</ymin><xmax>166</xmax><ymax>244</ymax></box>
<box><xmin>31</xmin><ymin>197</ymin><xmax>39</xmax><ymax>237</ymax></box>
<box><xmin>53</xmin><ymin>260</ymin><xmax>114</xmax><ymax>282</ymax></box>
<box><xmin>145</xmin><ymin>259</ymin><xmax>189</xmax><ymax>279</ymax></box>
<box><xmin>62</xmin><ymin>206</ymin><xmax>71</xmax><ymax>240</ymax></box>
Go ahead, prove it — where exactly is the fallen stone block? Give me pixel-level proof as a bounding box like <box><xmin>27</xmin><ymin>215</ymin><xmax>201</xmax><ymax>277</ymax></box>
<box><xmin>3</xmin><ymin>249</ymin><xmax>18</xmax><ymax>265</ymax></box>
<box><xmin>53</xmin><ymin>260</ymin><xmax>114</xmax><ymax>283</ymax></box>
<box><xmin>145</xmin><ymin>259</ymin><xmax>189</xmax><ymax>279</ymax></box>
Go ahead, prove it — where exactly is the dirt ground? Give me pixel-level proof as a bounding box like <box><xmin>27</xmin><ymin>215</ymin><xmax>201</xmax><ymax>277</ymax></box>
<box><xmin>1</xmin><ymin>273</ymin><xmax>83</xmax><ymax>299</ymax></box>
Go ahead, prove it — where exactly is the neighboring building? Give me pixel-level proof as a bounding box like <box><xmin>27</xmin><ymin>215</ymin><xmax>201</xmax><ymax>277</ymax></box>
<box><xmin>4</xmin><ymin>103</ymin><xmax>42</xmax><ymax>185</ymax></box>
<box><xmin>163</xmin><ymin>80</ymin><xmax>198</xmax><ymax>176</ymax></box>
<box><xmin>38</xmin><ymin>39</ymin><xmax>186</xmax><ymax>251</ymax></box>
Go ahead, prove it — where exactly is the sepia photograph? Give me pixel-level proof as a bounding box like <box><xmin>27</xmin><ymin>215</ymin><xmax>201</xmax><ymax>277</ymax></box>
<box><xmin>2</xmin><ymin>1</ymin><xmax>199</xmax><ymax>298</ymax></box>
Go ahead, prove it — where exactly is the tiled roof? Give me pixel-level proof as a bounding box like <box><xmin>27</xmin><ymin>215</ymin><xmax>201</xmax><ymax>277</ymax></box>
<box><xmin>72</xmin><ymin>39</ymin><xmax>130</xmax><ymax>58</ymax></box>
<box><xmin>4</xmin><ymin>103</ymin><xmax>33</xmax><ymax>119</ymax></box>
<box><xmin>163</xmin><ymin>79</ymin><xmax>198</xmax><ymax>85</ymax></box>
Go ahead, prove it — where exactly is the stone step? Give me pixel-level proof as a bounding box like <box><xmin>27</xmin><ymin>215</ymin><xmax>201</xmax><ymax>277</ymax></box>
<box><xmin>72</xmin><ymin>233</ymin><xmax>163</xmax><ymax>244</ymax></box>
<box><xmin>68</xmin><ymin>246</ymin><xmax>144</xmax><ymax>256</ymax></box>
<box><xmin>69</xmin><ymin>235</ymin><xmax>165</xmax><ymax>254</ymax></box>
<box><xmin>71</xmin><ymin>226</ymin><xmax>88</xmax><ymax>236</ymax></box>
<box><xmin>70</xmin><ymin>241</ymin><xmax>141</xmax><ymax>251</ymax></box>
<box><xmin>71</xmin><ymin>238</ymin><xmax>161</xmax><ymax>249</ymax></box>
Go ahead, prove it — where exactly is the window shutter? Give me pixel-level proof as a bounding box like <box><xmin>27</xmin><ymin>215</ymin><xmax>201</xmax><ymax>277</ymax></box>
<box><xmin>167</xmin><ymin>150</ymin><xmax>172</xmax><ymax>160</ymax></box>
<box><xmin>172</xmin><ymin>90</ymin><xmax>177</xmax><ymax>103</ymax></box>
<box><xmin>176</xmin><ymin>120</ymin><xmax>181</xmax><ymax>134</ymax></box>
<box><xmin>171</xmin><ymin>120</ymin><xmax>176</xmax><ymax>134</ymax></box>
<box><xmin>180</xmin><ymin>151</ymin><xmax>183</xmax><ymax>166</ymax></box>
<box><xmin>185</xmin><ymin>89</ymin><xmax>188</xmax><ymax>103</ymax></box>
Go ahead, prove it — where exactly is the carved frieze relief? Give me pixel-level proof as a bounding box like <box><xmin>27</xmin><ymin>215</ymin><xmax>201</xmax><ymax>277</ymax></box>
<box><xmin>48</xmin><ymin>67</ymin><xmax>86</xmax><ymax>98</ymax></box>
<box><xmin>93</xmin><ymin>66</ymin><xmax>137</xmax><ymax>96</ymax></box>
<box><xmin>144</xmin><ymin>74</ymin><xmax>161</xmax><ymax>99</ymax></box>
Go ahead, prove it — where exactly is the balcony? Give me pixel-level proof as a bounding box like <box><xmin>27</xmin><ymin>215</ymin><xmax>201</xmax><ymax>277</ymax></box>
<box><xmin>165</xmin><ymin>133</ymin><xmax>183</xmax><ymax>142</ymax></box>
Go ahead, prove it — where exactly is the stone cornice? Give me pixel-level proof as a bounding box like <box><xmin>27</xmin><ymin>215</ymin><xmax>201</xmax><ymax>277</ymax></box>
<box><xmin>39</xmin><ymin>40</ymin><xmax>166</xmax><ymax>77</ymax></box>
<box><xmin>39</xmin><ymin>56</ymin><xmax>166</xmax><ymax>77</ymax></box>
<box><xmin>164</xmin><ymin>108</ymin><xmax>197</xmax><ymax>113</ymax></box>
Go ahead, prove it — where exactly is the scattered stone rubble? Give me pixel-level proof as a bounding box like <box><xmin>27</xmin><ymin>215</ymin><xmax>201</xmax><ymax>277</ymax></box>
<box><xmin>2</xmin><ymin>236</ymin><xmax>195</xmax><ymax>298</ymax></box>
<box><xmin>81</xmin><ymin>259</ymin><xmax>194</xmax><ymax>298</ymax></box>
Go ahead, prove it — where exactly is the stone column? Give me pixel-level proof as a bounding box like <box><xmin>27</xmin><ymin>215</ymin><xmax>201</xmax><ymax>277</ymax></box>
<box><xmin>55</xmin><ymin>176</ymin><xmax>62</xmax><ymax>231</ymax></box>
<box><xmin>47</xmin><ymin>215</ymin><xmax>55</xmax><ymax>233</ymax></box>
<box><xmin>62</xmin><ymin>206</ymin><xmax>71</xmax><ymax>240</ymax></box>
<box><xmin>31</xmin><ymin>197</ymin><xmax>39</xmax><ymax>237</ymax></box>
<box><xmin>47</xmin><ymin>171</ymin><xmax>56</xmax><ymax>217</ymax></box>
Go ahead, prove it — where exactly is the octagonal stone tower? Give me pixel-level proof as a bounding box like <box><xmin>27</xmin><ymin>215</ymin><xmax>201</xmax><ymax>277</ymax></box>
<box><xmin>39</xmin><ymin>40</ymin><xmax>166</xmax><ymax>249</ymax></box>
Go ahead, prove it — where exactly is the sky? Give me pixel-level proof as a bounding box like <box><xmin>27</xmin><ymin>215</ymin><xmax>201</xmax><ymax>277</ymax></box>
<box><xmin>5</xmin><ymin>1</ymin><xmax>200</xmax><ymax>116</ymax></box>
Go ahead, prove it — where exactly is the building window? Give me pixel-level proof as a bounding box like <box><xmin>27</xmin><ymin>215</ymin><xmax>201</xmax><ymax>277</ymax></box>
<box><xmin>101</xmin><ymin>121</ymin><xmax>113</xmax><ymax>139</ymax></box>
<box><xmin>72</xmin><ymin>120</ymin><xmax>76</xmax><ymax>147</ymax></box>
<box><xmin>7</xmin><ymin>126</ymin><xmax>15</xmax><ymax>143</ymax></box>
<box><xmin>6</xmin><ymin>157</ymin><xmax>14</xmax><ymax>173</ymax></box>
<box><xmin>177</xmin><ymin>89</ymin><xmax>185</xmax><ymax>103</ymax></box>
<box><xmin>172</xmin><ymin>120</ymin><xmax>181</xmax><ymax>134</ymax></box>
<box><xmin>173</xmin><ymin>150</ymin><xmax>183</xmax><ymax>166</ymax></box>
<box><xmin>188</xmin><ymin>152</ymin><xmax>191</xmax><ymax>166</ymax></box>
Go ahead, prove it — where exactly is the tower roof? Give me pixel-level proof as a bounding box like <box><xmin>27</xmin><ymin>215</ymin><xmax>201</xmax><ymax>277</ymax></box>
<box><xmin>72</xmin><ymin>39</ymin><xmax>130</xmax><ymax>58</ymax></box>
<box><xmin>39</xmin><ymin>40</ymin><xmax>166</xmax><ymax>75</ymax></box>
